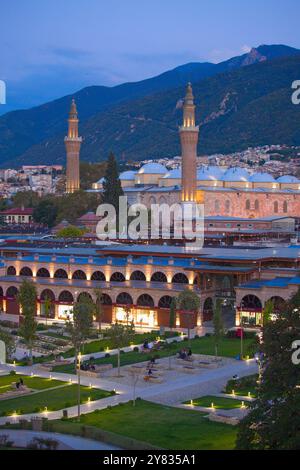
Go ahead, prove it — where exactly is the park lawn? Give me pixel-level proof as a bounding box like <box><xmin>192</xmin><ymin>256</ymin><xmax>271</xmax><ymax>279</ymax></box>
<box><xmin>184</xmin><ymin>395</ymin><xmax>247</xmax><ymax>409</ymax></box>
<box><xmin>0</xmin><ymin>374</ymin><xmax>67</xmax><ymax>390</ymax></box>
<box><xmin>68</xmin><ymin>400</ymin><xmax>237</xmax><ymax>450</ymax></box>
<box><xmin>0</xmin><ymin>384</ymin><xmax>114</xmax><ymax>416</ymax></box>
<box><xmin>224</xmin><ymin>374</ymin><xmax>258</xmax><ymax>398</ymax></box>
<box><xmin>53</xmin><ymin>336</ymin><xmax>253</xmax><ymax>374</ymax></box>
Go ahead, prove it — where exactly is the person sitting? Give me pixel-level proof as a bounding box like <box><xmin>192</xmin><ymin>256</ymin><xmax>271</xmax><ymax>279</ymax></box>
<box><xmin>143</xmin><ymin>340</ymin><xmax>149</xmax><ymax>349</ymax></box>
<box><xmin>178</xmin><ymin>349</ymin><xmax>187</xmax><ymax>360</ymax></box>
<box><xmin>148</xmin><ymin>341</ymin><xmax>154</xmax><ymax>350</ymax></box>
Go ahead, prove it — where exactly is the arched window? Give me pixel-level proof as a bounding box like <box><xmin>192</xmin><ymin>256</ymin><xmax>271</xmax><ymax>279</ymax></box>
<box><xmin>36</xmin><ymin>268</ymin><xmax>50</xmax><ymax>278</ymax></box>
<box><xmin>255</xmin><ymin>200</ymin><xmax>259</xmax><ymax>211</ymax></box>
<box><xmin>241</xmin><ymin>295</ymin><xmax>262</xmax><ymax>310</ymax></box>
<box><xmin>101</xmin><ymin>294</ymin><xmax>112</xmax><ymax>305</ymax></box>
<box><xmin>159</xmin><ymin>196</ymin><xmax>167</xmax><ymax>204</ymax></box>
<box><xmin>20</xmin><ymin>267</ymin><xmax>33</xmax><ymax>277</ymax></box>
<box><xmin>149</xmin><ymin>196</ymin><xmax>156</xmax><ymax>205</ymax></box>
<box><xmin>203</xmin><ymin>297</ymin><xmax>214</xmax><ymax>322</ymax></box>
<box><xmin>54</xmin><ymin>269</ymin><xmax>68</xmax><ymax>279</ymax></box>
<box><xmin>136</xmin><ymin>294</ymin><xmax>155</xmax><ymax>308</ymax></box>
<box><xmin>40</xmin><ymin>289</ymin><xmax>55</xmax><ymax>301</ymax></box>
<box><xmin>283</xmin><ymin>201</ymin><xmax>288</xmax><ymax>213</ymax></box>
<box><xmin>91</xmin><ymin>271</ymin><xmax>106</xmax><ymax>281</ymax></box>
<box><xmin>72</xmin><ymin>270</ymin><xmax>87</xmax><ymax>280</ymax></box>
<box><xmin>222</xmin><ymin>276</ymin><xmax>231</xmax><ymax>290</ymax></box>
<box><xmin>130</xmin><ymin>271</ymin><xmax>146</xmax><ymax>281</ymax></box>
<box><xmin>77</xmin><ymin>292</ymin><xmax>93</xmax><ymax>303</ymax></box>
<box><xmin>7</xmin><ymin>266</ymin><xmax>16</xmax><ymax>276</ymax></box>
<box><xmin>246</xmin><ymin>199</ymin><xmax>251</xmax><ymax>210</ymax></box>
<box><xmin>116</xmin><ymin>292</ymin><xmax>133</xmax><ymax>305</ymax></box>
<box><xmin>6</xmin><ymin>286</ymin><xmax>19</xmax><ymax>298</ymax></box>
<box><xmin>172</xmin><ymin>273</ymin><xmax>189</xmax><ymax>284</ymax></box>
<box><xmin>151</xmin><ymin>272</ymin><xmax>167</xmax><ymax>283</ymax></box>
<box><xmin>110</xmin><ymin>272</ymin><xmax>125</xmax><ymax>282</ymax></box>
<box><xmin>274</xmin><ymin>201</ymin><xmax>279</xmax><ymax>214</ymax></box>
<box><xmin>158</xmin><ymin>296</ymin><xmax>173</xmax><ymax>309</ymax></box>
<box><xmin>214</xmin><ymin>200</ymin><xmax>220</xmax><ymax>213</ymax></box>
<box><xmin>58</xmin><ymin>291</ymin><xmax>74</xmax><ymax>303</ymax></box>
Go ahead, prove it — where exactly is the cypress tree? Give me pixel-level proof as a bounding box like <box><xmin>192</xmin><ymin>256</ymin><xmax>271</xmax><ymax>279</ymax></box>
<box><xmin>102</xmin><ymin>152</ymin><xmax>124</xmax><ymax>210</ymax></box>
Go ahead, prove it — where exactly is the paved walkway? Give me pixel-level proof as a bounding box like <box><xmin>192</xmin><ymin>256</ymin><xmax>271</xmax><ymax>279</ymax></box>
<box><xmin>0</xmin><ymin>429</ymin><xmax>120</xmax><ymax>450</ymax></box>
<box><xmin>0</xmin><ymin>359</ymin><xmax>258</xmax><ymax>425</ymax></box>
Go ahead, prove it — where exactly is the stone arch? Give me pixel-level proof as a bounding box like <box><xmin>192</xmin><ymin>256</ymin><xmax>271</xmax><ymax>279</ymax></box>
<box><xmin>72</xmin><ymin>270</ymin><xmax>87</xmax><ymax>280</ymax></box>
<box><xmin>116</xmin><ymin>292</ymin><xmax>133</xmax><ymax>305</ymax></box>
<box><xmin>7</xmin><ymin>266</ymin><xmax>16</xmax><ymax>276</ymax></box>
<box><xmin>158</xmin><ymin>295</ymin><xmax>173</xmax><ymax>309</ymax></box>
<box><xmin>6</xmin><ymin>286</ymin><xmax>19</xmax><ymax>315</ymax></box>
<box><xmin>101</xmin><ymin>293</ymin><xmax>112</xmax><ymax>305</ymax></box>
<box><xmin>149</xmin><ymin>196</ymin><xmax>156</xmax><ymax>205</ymax></box>
<box><xmin>58</xmin><ymin>290</ymin><xmax>74</xmax><ymax>303</ymax></box>
<box><xmin>241</xmin><ymin>294</ymin><xmax>262</xmax><ymax>310</ymax></box>
<box><xmin>40</xmin><ymin>289</ymin><xmax>55</xmax><ymax>318</ymax></box>
<box><xmin>151</xmin><ymin>272</ymin><xmax>167</xmax><ymax>283</ymax></box>
<box><xmin>203</xmin><ymin>297</ymin><xmax>213</xmax><ymax>322</ymax></box>
<box><xmin>110</xmin><ymin>272</ymin><xmax>125</xmax><ymax>282</ymax></box>
<box><xmin>268</xmin><ymin>296</ymin><xmax>286</xmax><ymax>314</ymax></box>
<box><xmin>136</xmin><ymin>294</ymin><xmax>155</xmax><ymax>308</ymax></box>
<box><xmin>54</xmin><ymin>269</ymin><xmax>68</xmax><ymax>279</ymax></box>
<box><xmin>159</xmin><ymin>196</ymin><xmax>167</xmax><ymax>204</ymax></box>
<box><xmin>222</xmin><ymin>276</ymin><xmax>231</xmax><ymax>290</ymax></box>
<box><xmin>19</xmin><ymin>266</ymin><xmax>33</xmax><ymax>277</ymax></box>
<box><xmin>91</xmin><ymin>271</ymin><xmax>106</xmax><ymax>281</ymax></box>
<box><xmin>36</xmin><ymin>268</ymin><xmax>50</xmax><ymax>278</ymax></box>
<box><xmin>130</xmin><ymin>270</ymin><xmax>146</xmax><ymax>281</ymax></box>
<box><xmin>172</xmin><ymin>272</ymin><xmax>189</xmax><ymax>284</ymax></box>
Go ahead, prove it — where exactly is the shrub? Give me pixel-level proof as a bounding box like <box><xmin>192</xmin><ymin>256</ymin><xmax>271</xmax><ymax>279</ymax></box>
<box><xmin>133</xmin><ymin>347</ymin><xmax>139</xmax><ymax>352</ymax></box>
<box><xmin>105</xmin><ymin>353</ymin><xmax>110</xmax><ymax>358</ymax></box>
<box><xmin>9</xmin><ymin>370</ymin><xmax>16</xmax><ymax>376</ymax></box>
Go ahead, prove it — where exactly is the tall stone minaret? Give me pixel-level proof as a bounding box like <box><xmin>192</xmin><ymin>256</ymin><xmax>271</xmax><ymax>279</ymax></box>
<box><xmin>65</xmin><ymin>99</ymin><xmax>82</xmax><ymax>193</ymax></box>
<box><xmin>180</xmin><ymin>83</ymin><xmax>199</xmax><ymax>203</ymax></box>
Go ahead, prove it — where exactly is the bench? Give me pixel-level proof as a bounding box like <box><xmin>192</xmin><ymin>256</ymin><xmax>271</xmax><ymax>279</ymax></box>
<box><xmin>143</xmin><ymin>376</ymin><xmax>163</xmax><ymax>384</ymax></box>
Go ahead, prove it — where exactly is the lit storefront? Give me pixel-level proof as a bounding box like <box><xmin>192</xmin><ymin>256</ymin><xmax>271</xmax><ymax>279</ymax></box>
<box><xmin>114</xmin><ymin>306</ymin><xmax>157</xmax><ymax>328</ymax></box>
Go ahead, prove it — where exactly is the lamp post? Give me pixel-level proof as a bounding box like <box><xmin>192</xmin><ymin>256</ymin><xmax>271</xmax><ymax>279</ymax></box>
<box><xmin>77</xmin><ymin>352</ymin><xmax>82</xmax><ymax>421</ymax></box>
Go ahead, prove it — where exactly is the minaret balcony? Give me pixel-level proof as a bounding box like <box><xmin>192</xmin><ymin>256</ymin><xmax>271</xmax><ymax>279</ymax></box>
<box><xmin>64</xmin><ymin>136</ymin><xmax>82</xmax><ymax>142</ymax></box>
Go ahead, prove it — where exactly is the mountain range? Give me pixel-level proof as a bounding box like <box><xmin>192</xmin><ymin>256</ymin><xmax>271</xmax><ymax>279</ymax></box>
<box><xmin>0</xmin><ymin>44</ymin><xmax>300</xmax><ymax>167</ymax></box>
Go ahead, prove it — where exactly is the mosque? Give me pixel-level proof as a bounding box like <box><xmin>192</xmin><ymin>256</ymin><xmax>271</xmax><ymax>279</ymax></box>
<box><xmin>91</xmin><ymin>84</ymin><xmax>300</xmax><ymax>219</ymax></box>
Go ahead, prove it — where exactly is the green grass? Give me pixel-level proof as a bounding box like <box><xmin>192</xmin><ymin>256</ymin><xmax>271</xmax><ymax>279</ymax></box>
<box><xmin>67</xmin><ymin>400</ymin><xmax>237</xmax><ymax>450</ymax></box>
<box><xmin>224</xmin><ymin>374</ymin><xmax>258</xmax><ymax>398</ymax></box>
<box><xmin>184</xmin><ymin>395</ymin><xmax>247</xmax><ymax>410</ymax></box>
<box><xmin>53</xmin><ymin>336</ymin><xmax>253</xmax><ymax>374</ymax></box>
<box><xmin>0</xmin><ymin>384</ymin><xmax>114</xmax><ymax>417</ymax></box>
<box><xmin>0</xmin><ymin>374</ymin><xmax>66</xmax><ymax>391</ymax></box>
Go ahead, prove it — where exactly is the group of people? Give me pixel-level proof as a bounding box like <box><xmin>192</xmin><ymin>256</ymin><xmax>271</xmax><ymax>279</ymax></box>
<box><xmin>80</xmin><ymin>362</ymin><xmax>96</xmax><ymax>371</ymax></box>
<box><xmin>177</xmin><ymin>348</ymin><xmax>193</xmax><ymax>361</ymax></box>
<box><xmin>142</xmin><ymin>340</ymin><xmax>154</xmax><ymax>351</ymax></box>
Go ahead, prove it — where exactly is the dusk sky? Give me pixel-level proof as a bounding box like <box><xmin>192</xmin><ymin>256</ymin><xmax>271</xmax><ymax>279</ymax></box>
<box><xmin>1</xmin><ymin>0</ymin><xmax>300</xmax><ymax>113</ymax></box>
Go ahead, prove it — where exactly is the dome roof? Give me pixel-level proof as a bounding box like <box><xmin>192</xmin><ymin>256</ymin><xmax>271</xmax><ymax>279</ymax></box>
<box><xmin>277</xmin><ymin>175</ymin><xmax>300</xmax><ymax>183</ymax></box>
<box><xmin>222</xmin><ymin>167</ymin><xmax>250</xmax><ymax>182</ymax></box>
<box><xmin>249</xmin><ymin>172</ymin><xmax>275</xmax><ymax>183</ymax></box>
<box><xmin>119</xmin><ymin>170</ymin><xmax>136</xmax><ymax>180</ymax></box>
<box><xmin>197</xmin><ymin>166</ymin><xmax>225</xmax><ymax>181</ymax></box>
<box><xmin>138</xmin><ymin>163</ymin><xmax>167</xmax><ymax>175</ymax></box>
<box><xmin>162</xmin><ymin>168</ymin><xmax>182</xmax><ymax>179</ymax></box>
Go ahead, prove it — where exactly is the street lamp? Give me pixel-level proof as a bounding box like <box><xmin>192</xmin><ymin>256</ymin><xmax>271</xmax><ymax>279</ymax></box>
<box><xmin>77</xmin><ymin>352</ymin><xmax>82</xmax><ymax>421</ymax></box>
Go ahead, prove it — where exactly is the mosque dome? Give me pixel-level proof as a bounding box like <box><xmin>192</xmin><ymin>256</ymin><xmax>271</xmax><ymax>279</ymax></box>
<box><xmin>222</xmin><ymin>167</ymin><xmax>251</xmax><ymax>182</ymax></box>
<box><xmin>138</xmin><ymin>163</ymin><xmax>168</xmax><ymax>175</ymax></box>
<box><xmin>119</xmin><ymin>170</ymin><xmax>136</xmax><ymax>180</ymax></box>
<box><xmin>276</xmin><ymin>175</ymin><xmax>300</xmax><ymax>183</ymax></box>
<box><xmin>249</xmin><ymin>172</ymin><xmax>276</xmax><ymax>183</ymax></box>
<box><xmin>197</xmin><ymin>166</ymin><xmax>225</xmax><ymax>181</ymax></box>
<box><xmin>162</xmin><ymin>168</ymin><xmax>182</xmax><ymax>179</ymax></box>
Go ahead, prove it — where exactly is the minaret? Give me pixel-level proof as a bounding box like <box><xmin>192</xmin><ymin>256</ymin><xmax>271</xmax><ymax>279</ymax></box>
<box><xmin>180</xmin><ymin>83</ymin><xmax>199</xmax><ymax>203</ymax></box>
<box><xmin>65</xmin><ymin>99</ymin><xmax>82</xmax><ymax>193</ymax></box>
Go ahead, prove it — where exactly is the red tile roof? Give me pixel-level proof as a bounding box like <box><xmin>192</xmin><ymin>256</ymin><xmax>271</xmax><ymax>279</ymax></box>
<box><xmin>0</xmin><ymin>207</ymin><xmax>33</xmax><ymax>215</ymax></box>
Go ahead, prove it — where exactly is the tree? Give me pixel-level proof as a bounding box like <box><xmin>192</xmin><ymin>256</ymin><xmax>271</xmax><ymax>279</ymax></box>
<box><xmin>12</xmin><ymin>190</ymin><xmax>40</xmax><ymax>209</ymax></box>
<box><xmin>102</xmin><ymin>152</ymin><xmax>124</xmax><ymax>219</ymax></box>
<box><xmin>0</xmin><ymin>328</ymin><xmax>16</xmax><ymax>361</ymax></box>
<box><xmin>212</xmin><ymin>299</ymin><xmax>224</xmax><ymax>358</ymax></box>
<box><xmin>56</xmin><ymin>226</ymin><xmax>86</xmax><ymax>239</ymax></box>
<box><xmin>33</xmin><ymin>199</ymin><xmax>58</xmax><ymax>227</ymax></box>
<box><xmin>43</xmin><ymin>295</ymin><xmax>52</xmax><ymax>327</ymax></box>
<box><xmin>169</xmin><ymin>298</ymin><xmax>177</xmax><ymax>330</ymax></box>
<box><xmin>236</xmin><ymin>288</ymin><xmax>300</xmax><ymax>450</ymax></box>
<box><xmin>108</xmin><ymin>322</ymin><xmax>135</xmax><ymax>377</ymax></box>
<box><xmin>65</xmin><ymin>294</ymin><xmax>94</xmax><ymax>373</ymax></box>
<box><xmin>93</xmin><ymin>288</ymin><xmax>104</xmax><ymax>331</ymax></box>
<box><xmin>18</xmin><ymin>280</ymin><xmax>38</xmax><ymax>365</ymax></box>
<box><xmin>177</xmin><ymin>290</ymin><xmax>200</xmax><ymax>344</ymax></box>
<box><xmin>262</xmin><ymin>299</ymin><xmax>274</xmax><ymax>327</ymax></box>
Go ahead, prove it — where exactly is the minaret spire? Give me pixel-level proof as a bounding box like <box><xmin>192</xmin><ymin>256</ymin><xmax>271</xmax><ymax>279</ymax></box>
<box><xmin>180</xmin><ymin>83</ymin><xmax>199</xmax><ymax>203</ymax></box>
<box><xmin>65</xmin><ymin>99</ymin><xmax>82</xmax><ymax>193</ymax></box>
